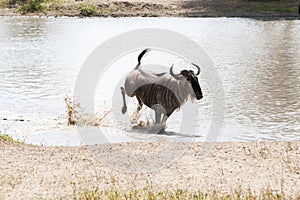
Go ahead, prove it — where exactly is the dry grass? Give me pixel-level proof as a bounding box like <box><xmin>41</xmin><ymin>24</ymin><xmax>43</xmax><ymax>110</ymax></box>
<box><xmin>75</xmin><ymin>187</ymin><xmax>299</xmax><ymax>200</ymax></box>
<box><xmin>1</xmin><ymin>139</ymin><xmax>300</xmax><ymax>199</ymax></box>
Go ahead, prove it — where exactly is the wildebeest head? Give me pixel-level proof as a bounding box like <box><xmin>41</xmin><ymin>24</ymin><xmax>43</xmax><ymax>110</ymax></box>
<box><xmin>170</xmin><ymin>63</ymin><xmax>203</xmax><ymax>100</ymax></box>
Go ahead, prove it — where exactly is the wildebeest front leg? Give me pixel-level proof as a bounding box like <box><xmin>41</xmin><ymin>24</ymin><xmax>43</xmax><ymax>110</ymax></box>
<box><xmin>155</xmin><ymin>110</ymin><xmax>162</xmax><ymax>125</ymax></box>
<box><xmin>161</xmin><ymin>114</ymin><xmax>169</xmax><ymax>129</ymax></box>
<box><xmin>152</xmin><ymin>104</ymin><xmax>163</xmax><ymax>125</ymax></box>
<box><xmin>136</xmin><ymin>97</ymin><xmax>143</xmax><ymax>113</ymax></box>
<box><xmin>121</xmin><ymin>87</ymin><xmax>127</xmax><ymax>114</ymax></box>
<box><xmin>152</xmin><ymin>104</ymin><xmax>167</xmax><ymax>133</ymax></box>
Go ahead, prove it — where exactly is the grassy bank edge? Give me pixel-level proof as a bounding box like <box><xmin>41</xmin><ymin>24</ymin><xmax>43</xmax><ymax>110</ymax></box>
<box><xmin>0</xmin><ymin>133</ymin><xmax>25</xmax><ymax>144</ymax></box>
<box><xmin>71</xmin><ymin>186</ymin><xmax>299</xmax><ymax>200</ymax></box>
<box><xmin>0</xmin><ymin>0</ymin><xmax>300</xmax><ymax>18</ymax></box>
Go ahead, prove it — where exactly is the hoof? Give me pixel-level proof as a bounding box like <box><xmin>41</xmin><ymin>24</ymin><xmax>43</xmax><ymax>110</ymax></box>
<box><xmin>121</xmin><ymin>87</ymin><xmax>125</xmax><ymax>95</ymax></box>
<box><xmin>121</xmin><ymin>106</ymin><xmax>127</xmax><ymax>114</ymax></box>
<box><xmin>157</xmin><ymin>128</ymin><xmax>166</xmax><ymax>134</ymax></box>
<box><xmin>151</xmin><ymin>124</ymin><xmax>165</xmax><ymax>134</ymax></box>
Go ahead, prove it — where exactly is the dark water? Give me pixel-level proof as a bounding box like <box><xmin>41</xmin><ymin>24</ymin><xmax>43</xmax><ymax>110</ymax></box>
<box><xmin>0</xmin><ymin>17</ymin><xmax>299</xmax><ymax>145</ymax></box>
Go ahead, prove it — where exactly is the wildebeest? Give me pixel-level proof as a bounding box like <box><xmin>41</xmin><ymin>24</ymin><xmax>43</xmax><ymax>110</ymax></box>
<box><xmin>121</xmin><ymin>48</ymin><xmax>203</xmax><ymax>132</ymax></box>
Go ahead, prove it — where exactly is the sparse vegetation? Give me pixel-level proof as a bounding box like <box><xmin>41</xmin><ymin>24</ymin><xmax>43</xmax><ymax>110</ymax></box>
<box><xmin>0</xmin><ymin>140</ymin><xmax>299</xmax><ymax>198</ymax></box>
<box><xmin>242</xmin><ymin>0</ymin><xmax>280</xmax><ymax>2</ymax></box>
<box><xmin>3</xmin><ymin>0</ymin><xmax>60</xmax><ymax>13</ymax></box>
<box><xmin>18</xmin><ymin>0</ymin><xmax>44</xmax><ymax>13</ymax></box>
<box><xmin>74</xmin><ymin>187</ymin><xmax>298</xmax><ymax>200</ymax></box>
<box><xmin>0</xmin><ymin>0</ymin><xmax>299</xmax><ymax>17</ymax></box>
<box><xmin>1</xmin><ymin>0</ymin><xmax>44</xmax><ymax>12</ymax></box>
<box><xmin>43</xmin><ymin>0</ymin><xmax>62</xmax><ymax>12</ymax></box>
<box><xmin>250</xmin><ymin>5</ymin><xmax>298</xmax><ymax>13</ymax></box>
<box><xmin>0</xmin><ymin>134</ymin><xmax>24</xmax><ymax>144</ymax></box>
<box><xmin>4</xmin><ymin>0</ymin><xmax>26</xmax><ymax>7</ymax></box>
<box><xmin>78</xmin><ymin>3</ymin><xmax>98</xmax><ymax>16</ymax></box>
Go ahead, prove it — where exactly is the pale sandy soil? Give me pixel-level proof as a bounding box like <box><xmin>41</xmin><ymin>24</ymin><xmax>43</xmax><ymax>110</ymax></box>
<box><xmin>1</xmin><ymin>138</ymin><xmax>300</xmax><ymax>199</ymax></box>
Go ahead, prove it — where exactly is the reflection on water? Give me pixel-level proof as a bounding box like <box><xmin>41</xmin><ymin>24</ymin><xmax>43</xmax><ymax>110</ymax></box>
<box><xmin>249</xmin><ymin>23</ymin><xmax>300</xmax><ymax>138</ymax></box>
<box><xmin>0</xmin><ymin>17</ymin><xmax>299</xmax><ymax>145</ymax></box>
<box><xmin>215</xmin><ymin>20</ymin><xmax>300</xmax><ymax>140</ymax></box>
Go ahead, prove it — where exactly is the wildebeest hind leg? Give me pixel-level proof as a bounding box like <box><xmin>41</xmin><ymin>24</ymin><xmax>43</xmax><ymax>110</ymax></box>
<box><xmin>121</xmin><ymin>87</ymin><xmax>127</xmax><ymax>114</ymax></box>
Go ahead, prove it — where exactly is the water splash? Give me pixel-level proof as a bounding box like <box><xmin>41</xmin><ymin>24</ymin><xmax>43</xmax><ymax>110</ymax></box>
<box><xmin>64</xmin><ymin>96</ymin><xmax>111</xmax><ymax>126</ymax></box>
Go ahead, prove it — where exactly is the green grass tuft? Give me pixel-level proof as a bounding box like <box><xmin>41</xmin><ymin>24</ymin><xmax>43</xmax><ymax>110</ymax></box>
<box><xmin>250</xmin><ymin>5</ymin><xmax>298</xmax><ymax>13</ymax></box>
<box><xmin>0</xmin><ymin>134</ymin><xmax>24</xmax><ymax>144</ymax></box>
<box><xmin>78</xmin><ymin>3</ymin><xmax>98</xmax><ymax>16</ymax></box>
<box><xmin>19</xmin><ymin>0</ymin><xmax>44</xmax><ymax>13</ymax></box>
<box><xmin>4</xmin><ymin>0</ymin><xmax>26</xmax><ymax>7</ymax></box>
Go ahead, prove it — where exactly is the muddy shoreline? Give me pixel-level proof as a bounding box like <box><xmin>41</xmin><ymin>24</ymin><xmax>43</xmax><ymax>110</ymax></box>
<box><xmin>0</xmin><ymin>0</ymin><xmax>300</xmax><ymax>18</ymax></box>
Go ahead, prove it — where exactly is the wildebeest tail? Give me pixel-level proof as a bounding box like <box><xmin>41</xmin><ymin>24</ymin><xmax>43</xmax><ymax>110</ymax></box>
<box><xmin>134</xmin><ymin>48</ymin><xmax>149</xmax><ymax>70</ymax></box>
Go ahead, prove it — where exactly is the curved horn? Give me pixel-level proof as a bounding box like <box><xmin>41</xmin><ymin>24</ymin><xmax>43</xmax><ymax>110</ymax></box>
<box><xmin>170</xmin><ymin>64</ymin><xmax>179</xmax><ymax>79</ymax></box>
<box><xmin>192</xmin><ymin>63</ymin><xmax>200</xmax><ymax>75</ymax></box>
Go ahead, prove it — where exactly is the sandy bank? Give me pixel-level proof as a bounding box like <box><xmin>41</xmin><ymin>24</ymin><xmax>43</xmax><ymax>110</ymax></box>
<box><xmin>1</xmin><ymin>138</ymin><xmax>300</xmax><ymax>199</ymax></box>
